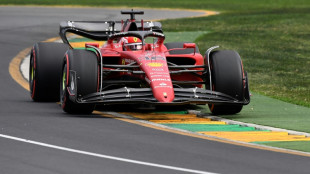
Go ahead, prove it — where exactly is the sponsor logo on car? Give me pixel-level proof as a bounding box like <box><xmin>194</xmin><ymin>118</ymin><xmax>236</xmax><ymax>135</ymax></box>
<box><xmin>154</xmin><ymin>86</ymin><xmax>172</xmax><ymax>89</ymax></box>
<box><xmin>147</xmin><ymin>62</ymin><xmax>163</xmax><ymax>67</ymax></box>
<box><xmin>152</xmin><ymin>78</ymin><xmax>171</xmax><ymax>82</ymax></box>
<box><xmin>150</xmin><ymin>72</ymin><xmax>169</xmax><ymax>75</ymax></box>
<box><xmin>138</xmin><ymin>53</ymin><xmax>166</xmax><ymax>61</ymax></box>
<box><xmin>152</xmin><ymin>32</ymin><xmax>165</xmax><ymax>37</ymax></box>
<box><xmin>111</xmin><ymin>32</ymin><xmax>128</xmax><ymax>37</ymax></box>
<box><xmin>123</xmin><ymin>58</ymin><xmax>136</xmax><ymax>64</ymax></box>
<box><xmin>150</xmin><ymin>75</ymin><xmax>170</xmax><ymax>78</ymax></box>
<box><xmin>151</xmin><ymin>68</ymin><xmax>164</xmax><ymax>71</ymax></box>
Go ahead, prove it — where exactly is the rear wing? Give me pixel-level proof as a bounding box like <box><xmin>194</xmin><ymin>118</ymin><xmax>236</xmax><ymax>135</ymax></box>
<box><xmin>59</xmin><ymin>20</ymin><xmax>163</xmax><ymax>44</ymax></box>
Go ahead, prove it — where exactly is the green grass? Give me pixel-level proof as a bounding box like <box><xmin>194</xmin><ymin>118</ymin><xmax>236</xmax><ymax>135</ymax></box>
<box><xmin>254</xmin><ymin>141</ymin><xmax>310</xmax><ymax>152</ymax></box>
<box><xmin>2</xmin><ymin>0</ymin><xmax>309</xmax><ymax>108</ymax></box>
<box><xmin>164</xmin><ymin>31</ymin><xmax>209</xmax><ymax>43</ymax></box>
<box><xmin>198</xmin><ymin>92</ymin><xmax>310</xmax><ymax>133</ymax></box>
<box><xmin>160</xmin><ymin>9</ymin><xmax>310</xmax><ymax>108</ymax></box>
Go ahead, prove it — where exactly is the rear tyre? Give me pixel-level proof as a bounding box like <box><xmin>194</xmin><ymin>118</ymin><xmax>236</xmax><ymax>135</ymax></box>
<box><xmin>207</xmin><ymin>50</ymin><xmax>244</xmax><ymax>115</ymax></box>
<box><xmin>60</xmin><ymin>49</ymin><xmax>98</xmax><ymax>114</ymax></box>
<box><xmin>164</xmin><ymin>42</ymin><xmax>200</xmax><ymax>54</ymax></box>
<box><xmin>29</xmin><ymin>42</ymin><xmax>69</xmax><ymax>101</ymax></box>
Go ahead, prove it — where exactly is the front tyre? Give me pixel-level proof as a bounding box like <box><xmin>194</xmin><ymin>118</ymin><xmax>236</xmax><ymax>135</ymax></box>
<box><xmin>60</xmin><ymin>49</ymin><xmax>98</xmax><ymax>114</ymax></box>
<box><xmin>207</xmin><ymin>50</ymin><xmax>244</xmax><ymax>115</ymax></box>
<box><xmin>30</xmin><ymin>42</ymin><xmax>69</xmax><ymax>101</ymax></box>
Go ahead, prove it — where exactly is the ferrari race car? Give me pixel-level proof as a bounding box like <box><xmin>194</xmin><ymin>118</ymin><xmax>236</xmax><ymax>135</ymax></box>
<box><xmin>29</xmin><ymin>10</ymin><xmax>250</xmax><ymax>114</ymax></box>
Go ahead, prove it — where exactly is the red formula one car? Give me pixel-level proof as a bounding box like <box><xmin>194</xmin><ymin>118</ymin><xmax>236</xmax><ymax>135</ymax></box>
<box><xmin>29</xmin><ymin>10</ymin><xmax>250</xmax><ymax>114</ymax></box>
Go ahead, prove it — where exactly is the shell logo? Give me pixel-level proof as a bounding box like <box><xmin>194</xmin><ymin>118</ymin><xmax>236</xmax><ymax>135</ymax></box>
<box><xmin>147</xmin><ymin>62</ymin><xmax>163</xmax><ymax>67</ymax></box>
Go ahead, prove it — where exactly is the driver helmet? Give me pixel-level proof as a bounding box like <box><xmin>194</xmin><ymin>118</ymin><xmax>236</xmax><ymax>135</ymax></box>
<box><xmin>123</xmin><ymin>37</ymin><xmax>142</xmax><ymax>51</ymax></box>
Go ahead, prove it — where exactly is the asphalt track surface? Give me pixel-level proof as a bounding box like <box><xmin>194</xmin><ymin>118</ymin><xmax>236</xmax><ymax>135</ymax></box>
<box><xmin>1</xmin><ymin>6</ymin><xmax>310</xmax><ymax>174</ymax></box>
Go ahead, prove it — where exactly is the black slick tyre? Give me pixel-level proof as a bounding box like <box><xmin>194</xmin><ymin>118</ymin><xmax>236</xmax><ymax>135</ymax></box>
<box><xmin>60</xmin><ymin>49</ymin><xmax>98</xmax><ymax>114</ymax></box>
<box><xmin>207</xmin><ymin>50</ymin><xmax>244</xmax><ymax>115</ymax></box>
<box><xmin>29</xmin><ymin>42</ymin><xmax>70</xmax><ymax>101</ymax></box>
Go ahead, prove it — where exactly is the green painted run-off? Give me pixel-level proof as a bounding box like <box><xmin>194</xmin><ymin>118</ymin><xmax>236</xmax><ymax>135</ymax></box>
<box><xmin>161</xmin><ymin>124</ymin><xmax>261</xmax><ymax>132</ymax></box>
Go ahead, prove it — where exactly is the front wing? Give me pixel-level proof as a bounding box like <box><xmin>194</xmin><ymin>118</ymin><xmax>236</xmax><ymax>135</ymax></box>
<box><xmin>72</xmin><ymin>87</ymin><xmax>250</xmax><ymax>106</ymax></box>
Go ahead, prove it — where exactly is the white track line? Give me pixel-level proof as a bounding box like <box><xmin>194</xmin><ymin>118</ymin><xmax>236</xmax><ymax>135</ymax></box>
<box><xmin>0</xmin><ymin>133</ymin><xmax>218</xmax><ymax>174</ymax></box>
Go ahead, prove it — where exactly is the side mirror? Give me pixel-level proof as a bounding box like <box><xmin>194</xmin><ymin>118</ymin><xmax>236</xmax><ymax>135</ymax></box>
<box><xmin>183</xmin><ymin>43</ymin><xmax>196</xmax><ymax>49</ymax></box>
<box><xmin>183</xmin><ymin>43</ymin><xmax>196</xmax><ymax>54</ymax></box>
